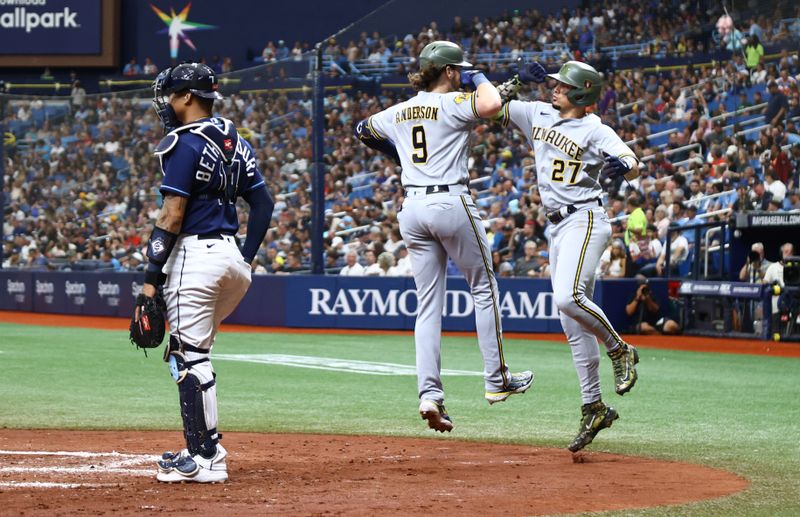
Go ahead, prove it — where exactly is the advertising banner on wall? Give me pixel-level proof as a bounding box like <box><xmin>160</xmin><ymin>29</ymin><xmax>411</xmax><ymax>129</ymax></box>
<box><xmin>0</xmin><ymin>271</ymin><xmax>642</xmax><ymax>333</ymax></box>
<box><xmin>0</xmin><ymin>0</ymin><xmax>101</xmax><ymax>55</ymax></box>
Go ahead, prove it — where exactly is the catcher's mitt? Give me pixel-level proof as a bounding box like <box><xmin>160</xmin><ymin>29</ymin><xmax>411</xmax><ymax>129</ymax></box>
<box><xmin>129</xmin><ymin>293</ymin><xmax>167</xmax><ymax>353</ymax></box>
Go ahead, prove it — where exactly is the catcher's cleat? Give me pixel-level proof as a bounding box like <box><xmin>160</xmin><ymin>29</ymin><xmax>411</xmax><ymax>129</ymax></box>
<box><xmin>485</xmin><ymin>370</ymin><xmax>534</xmax><ymax>404</ymax></box>
<box><xmin>567</xmin><ymin>400</ymin><xmax>619</xmax><ymax>453</ymax></box>
<box><xmin>419</xmin><ymin>399</ymin><xmax>453</xmax><ymax>433</ymax></box>
<box><xmin>156</xmin><ymin>444</ymin><xmax>228</xmax><ymax>483</ymax></box>
<box><xmin>608</xmin><ymin>343</ymin><xmax>639</xmax><ymax>395</ymax></box>
<box><xmin>157</xmin><ymin>448</ymin><xmax>189</xmax><ymax>473</ymax></box>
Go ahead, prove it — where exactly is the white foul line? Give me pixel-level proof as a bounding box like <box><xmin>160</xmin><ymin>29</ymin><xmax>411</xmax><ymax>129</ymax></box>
<box><xmin>214</xmin><ymin>353</ymin><xmax>483</xmax><ymax>376</ymax></box>
<box><xmin>0</xmin><ymin>481</ymin><xmax>119</xmax><ymax>489</ymax></box>
<box><xmin>0</xmin><ymin>450</ymin><xmax>159</xmax><ymax>484</ymax></box>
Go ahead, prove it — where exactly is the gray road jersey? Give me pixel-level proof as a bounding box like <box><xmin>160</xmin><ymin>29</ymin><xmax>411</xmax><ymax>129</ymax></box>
<box><xmin>501</xmin><ymin>100</ymin><xmax>637</xmax><ymax>211</ymax></box>
<box><xmin>368</xmin><ymin>90</ymin><xmax>480</xmax><ymax>186</ymax></box>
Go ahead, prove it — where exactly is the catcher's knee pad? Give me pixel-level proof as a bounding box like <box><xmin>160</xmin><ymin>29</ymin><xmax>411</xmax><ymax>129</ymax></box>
<box><xmin>165</xmin><ymin>336</ymin><xmax>219</xmax><ymax>459</ymax></box>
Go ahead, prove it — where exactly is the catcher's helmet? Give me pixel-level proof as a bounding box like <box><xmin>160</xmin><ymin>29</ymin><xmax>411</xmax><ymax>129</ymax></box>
<box><xmin>153</xmin><ymin>62</ymin><xmax>223</xmax><ymax>100</ymax></box>
<box><xmin>547</xmin><ymin>61</ymin><xmax>602</xmax><ymax>106</ymax></box>
<box><xmin>419</xmin><ymin>41</ymin><xmax>471</xmax><ymax>71</ymax></box>
<box><xmin>152</xmin><ymin>63</ymin><xmax>222</xmax><ymax>132</ymax></box>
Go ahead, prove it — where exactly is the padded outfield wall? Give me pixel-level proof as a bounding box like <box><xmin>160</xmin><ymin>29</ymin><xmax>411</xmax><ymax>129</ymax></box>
<box><xmin>0</xmin><ymin>271</ymin><xmax>652</xmax><ymax>333</ymax></box>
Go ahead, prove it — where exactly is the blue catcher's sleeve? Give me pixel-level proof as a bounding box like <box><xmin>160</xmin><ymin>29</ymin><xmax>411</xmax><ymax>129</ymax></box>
<box><xmin>159</xmin><ymin>140</ymin><xmax>198</xmax><ymax>198</ymax></box>
<box><xmin>355</xmin><ymin>118</ymin><xmax>401</xmax><ymax>164</ymax></box>
<box><xmin>238</xmin><ymin>137</ymin><xmax>273</xmax><ymax>263</ymax></box>
<box><xmin>240</xmin><ymin>185</ymin><xmax>274</xmax><ymax>264</ymax></box>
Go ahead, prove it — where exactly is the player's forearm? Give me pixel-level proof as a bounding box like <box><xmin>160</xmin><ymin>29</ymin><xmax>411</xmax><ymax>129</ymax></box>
<box><xmin>241</xmin><ymin>187</ymin><xmax>274</xmax><ymax>263</ymax></box>
<box><xmin>156</xmin><ymin>195</ymin><xmax>187</xmax><ymax>234</ymax></box>
<box><xmin>623</xmin><ymin>162</ymin><xmax>640</xmax><ymax>181</ymax></box>
<box><xmin>474</xmin><ymin>82</ymin><xmax>502</xmax><ymax>118</ymax></box>
<box><xmin>143</xmin><ymin>195</ymin><xmax>187</xmax><ymax>289</ymax></box>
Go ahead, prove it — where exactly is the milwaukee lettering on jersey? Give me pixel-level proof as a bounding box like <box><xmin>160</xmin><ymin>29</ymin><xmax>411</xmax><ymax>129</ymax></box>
<box><xmin>530</xmin><ymin>126</ymin><xmax>584</xmax><ymax>161</ymax></box>
<box><xmin>395</xmin><ymin>106</ymin><xmax>439</xmax><ymax>124</ymax></box>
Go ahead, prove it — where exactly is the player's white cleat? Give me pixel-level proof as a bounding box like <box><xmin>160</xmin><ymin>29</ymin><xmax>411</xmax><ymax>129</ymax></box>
<box><xmin>156</xmin><ymin>444</ymin><xmax>228</xmax><ymax>483</ymax></box>
<box><xmin>419</xmin><ymin>399</ymin><xmax>454</xmax><ymax>433</ymax></box>
<box><xmin>485</xmin><ymin>371</ymin><xmax>534</xmax><ymax>404</ymax></box>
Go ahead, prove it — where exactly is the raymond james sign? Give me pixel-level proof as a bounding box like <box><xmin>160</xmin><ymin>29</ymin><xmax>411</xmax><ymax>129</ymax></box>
<box><xmin>0</xmin><ymin>0</ymin><xmax>101</xmax><ymax>54</ymax></box>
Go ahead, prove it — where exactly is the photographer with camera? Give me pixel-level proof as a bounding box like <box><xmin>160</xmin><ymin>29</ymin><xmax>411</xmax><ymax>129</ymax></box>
<box><xmin>626</xmin><ymin>275</ymin><xmax>681</xmax><ymax>335</ymax></box>
<box><xmin>763</xmin><ymin>243</ymin><xmax>795</xmax><ymax>287</ymax></box>
<box><xmin>739</xmin><ymin>242</ymin><xmax>772</xmax><ymax>283</ymax></box>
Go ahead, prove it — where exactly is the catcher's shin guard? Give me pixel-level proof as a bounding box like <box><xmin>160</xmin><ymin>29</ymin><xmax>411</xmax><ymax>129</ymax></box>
<box><xmin>165</xmin><ymin>337</ymin><xmax>219</xmax><ymax>459</ymax></box>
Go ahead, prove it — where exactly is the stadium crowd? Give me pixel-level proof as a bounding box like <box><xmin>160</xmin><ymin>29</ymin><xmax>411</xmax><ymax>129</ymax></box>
<box><xmin>3</xmin><ymin>3</ymin><xmax>800</xmax><ymax>280</ymax></box>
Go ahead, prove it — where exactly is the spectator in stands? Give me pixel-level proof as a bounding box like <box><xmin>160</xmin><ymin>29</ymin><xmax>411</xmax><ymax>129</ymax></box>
<box><xmin>744</xmin><ymin>34</ymin><xmax>764</xmax><ymax>69</ymax></box>
<box><xmin>142</xmin><ymin>57</ymin><xmax>158</xmax><ymax>75</ymax></box>
<box><xmin>276</xmin><ymin>40</ymin><xmax>289</xmax><ymax>60</ymax></box>
<box><xmin>70</xmin><ymin>80</ymin><xmax>86</xmax><ymax>107</ymax></box>
<box><xmin>769</xmin><ymin>144</ymin><xmax>792</xmax><ymax>185</ymax></box>
<box><xmin>101</xmin><ymin>250</ymin><xmax>122</xmax><ymax>272</ymax></box>
<box><xmin>630</xmin><ymin>224</ymin><xmax>663</xmax><ymax>275</ymax></box>
<box><xmin>751</xmin><ymin>181</ymin><xmax>774</xmax><ymax>211</ymax></box>
<box><xmin>739</xmin><ymin>242</ymin><xmax>772</xmax><ymax>282</ymax></box>
<box><xmin>598</xmin><ymin>240</ymin><xmax>627</xmax><ymax>278</ymax></box>
<box><xmin>784</xmin><ymin>189</ymin><xmax>800</xmax><ymax>210</ymax></box>
<box><xmin>776</xmin><ymin>68</ymin><xmax>798</xmax><ymax>95</ymax></box>
<box><xmin>393</xmin><ymin>244</ymin><xmax>412</xmax><ymax>276</ymax></box>
<box><xmin>764</xmin><ymin>81</ymin><xmax>789</xmax><ymax>125</ymax></box>
<box><xmin>123</xmin><ymin>252</ymin><xmax>145</xmax><ymax>272</ymax></box>
<box><xmin>363</xmin><ymin>249</ymin><xmax>381</xmax><ymax>276</ymax></box>
<box><xmin>378</xmin><ymin>251</ymin><xmax>399</xmax><ymax>276</ymax></box>
<box><xmin>624</xmin><ymin>195</ymin><xmax>646</xmax><ymax>246</ymax></box>
<box><xmin>751</xmin><ymin>62</ymin><xmax>768</xmax><ymax>84</ymax></box>
<box><xmin>262</xmin><ymin>42</ymin><xmax>276</xmax><ymax>62</ymax></box>
<box><xmin>765</xmin><ymin>170</ymin><xmax>788</xmax><ymax>202</ymax></box>
<box><xmin>498</xmin><ymin>261</ymin><xmax>514</xmax><ymax>278</ymax></box>
<box><xmin>655</xmin><ymin>227</ymin><xmax>690</xmax><ymax>277</ymax></box>
<box><xmin>122</xmin><ymin>57</ymin><xmax>142</xmax><ymax>76</ymax></box>
<box><xmin>625</xmin><ymin>276</ymin><xmax>681</xmax><ymax>334</ymax></box>
<box><xmin>513</xmin><ymin>240</ymin><xmax>542</xmax><ymax>278</ymax></box>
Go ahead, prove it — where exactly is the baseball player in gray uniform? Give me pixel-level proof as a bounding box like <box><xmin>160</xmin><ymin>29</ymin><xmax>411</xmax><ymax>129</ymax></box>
<box><xmin>498</xmin><ymin>61</ymin><xmax>640</xmax><ymax>452</ymax></box>
<box><xmin>355</xmin><ymin>41</ymin><xmax>533</xmax><ymax>433</ymax></box>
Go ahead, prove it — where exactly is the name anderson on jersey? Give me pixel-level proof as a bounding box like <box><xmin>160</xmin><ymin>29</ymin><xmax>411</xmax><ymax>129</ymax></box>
<box><xmin>395</xmin><ymin>106</ymin><xmax>439</xmax><ymax>124</ymax></box>
<box><xmin>530</xmin><ymin>126</ymin><xmax>584</xmax><ymax>161</ymax></box>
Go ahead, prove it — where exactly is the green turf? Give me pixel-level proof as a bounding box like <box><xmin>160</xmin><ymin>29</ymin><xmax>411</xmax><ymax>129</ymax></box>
<box><xmin>1</xmin><ymin>322</ymin><xmax>798</xmax><ymax>516</ymax></box>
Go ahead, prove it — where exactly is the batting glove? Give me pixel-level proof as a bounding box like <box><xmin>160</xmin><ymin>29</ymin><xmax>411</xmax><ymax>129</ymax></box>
<box><xmin>461</xmin><ymin>70</ymin><xmax>489</xmax><ymax>88</ymax></box>
<box><xmin>517</xmin><ymin>60</ymin><xmax>547</xmax><ymax>84</ymax></box>
<box><xmin>601</xmin><ymin>153</ymin><xmax>631</xmax><ymax>180</ymax></box>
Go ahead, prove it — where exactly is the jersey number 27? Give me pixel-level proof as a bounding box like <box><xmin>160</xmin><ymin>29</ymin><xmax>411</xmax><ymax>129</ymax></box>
<box><xmin>551</xmin><ymin>158</ymin><xmax>582</xmax><ymax>184</ymax></box>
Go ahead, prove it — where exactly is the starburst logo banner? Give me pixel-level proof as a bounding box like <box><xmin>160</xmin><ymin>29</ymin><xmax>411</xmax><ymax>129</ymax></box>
<box><xmin>150</xmin><ymin>2</ymin><xmax>216</xmax><ymax>60</ymax></box>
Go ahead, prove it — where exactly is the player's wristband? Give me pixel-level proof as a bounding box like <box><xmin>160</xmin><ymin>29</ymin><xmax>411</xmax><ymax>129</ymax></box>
<box><xmin>471</xmin><ymin>72</ymin><xmax>489</xmax><ymax>87</ymax></box>
<box><xmin>144</xmin><ymin>263</ymin><xmax>168</xmax><ymax>287</ymax></box>
<box><xmin>146</xmin><ymin>226</ymin><xmax>178</xmax><ymax>269</ymax></box>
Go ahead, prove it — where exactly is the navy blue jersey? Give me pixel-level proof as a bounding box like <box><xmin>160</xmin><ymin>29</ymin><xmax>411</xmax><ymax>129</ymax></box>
<box><xmin>155</xmin><ymin>117</ymin><xmax>266</xmax><ymax>235</ymax></box>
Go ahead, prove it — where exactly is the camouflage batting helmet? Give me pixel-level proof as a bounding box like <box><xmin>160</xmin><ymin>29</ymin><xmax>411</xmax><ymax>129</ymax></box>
<box><xmin>419</xmin><ymin>41</ymin><xmax>471</xmax><ymax>71</ymax></box>
<box><xmin>547</xmin><ymin>61</ymin><xmax>603</xmax><ymax>106</ymax></box>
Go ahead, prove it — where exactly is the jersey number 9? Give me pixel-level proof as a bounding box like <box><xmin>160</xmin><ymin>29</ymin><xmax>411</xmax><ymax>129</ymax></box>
<box><xmin>551</xmin><ymin>159</ymin><xmax>582</xmax><ymax>184</ymax></box>
<box><xmin>411</xmin><ymin>125</ymin><xmax>428</xmax><ymax>164</ymax></box>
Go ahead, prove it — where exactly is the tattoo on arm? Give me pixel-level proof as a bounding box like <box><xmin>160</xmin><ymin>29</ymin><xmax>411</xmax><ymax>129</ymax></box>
<box><xmin>157</xmin><ymin>195</ymin><xmax>187</xmax><ymax>233</ymax></box>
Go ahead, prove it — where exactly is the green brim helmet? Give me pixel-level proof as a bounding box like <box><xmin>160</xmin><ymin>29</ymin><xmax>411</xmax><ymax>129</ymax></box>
<box><xmin>419</xmin><ymin>40</ymin><xmax>472</xmax><ymax>71</ymax></box>
<box><xmin>547</xmin><ymin>60</ymin><xmax>603</xmax><ymax>106</ymax></box>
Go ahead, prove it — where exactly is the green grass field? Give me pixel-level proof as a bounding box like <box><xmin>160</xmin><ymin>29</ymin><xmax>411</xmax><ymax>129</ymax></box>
<box><xmin>1</xmin><ymin>322</ymin><xmax>799</xmax><ymax>516</ymax></box>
